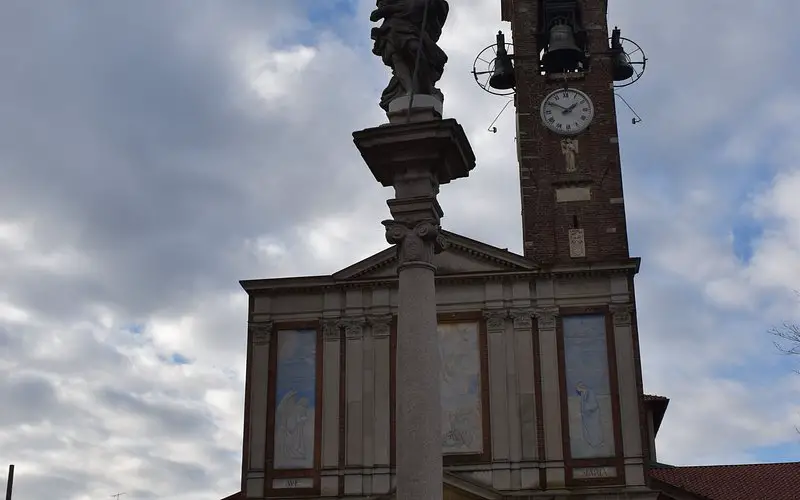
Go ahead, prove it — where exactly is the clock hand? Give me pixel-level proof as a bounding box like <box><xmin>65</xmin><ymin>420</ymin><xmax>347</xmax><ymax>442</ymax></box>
<box><xmin>547</xmin><ymin>102</ymin><xmax>568</xmax><ymax>111</ymax></box>
<box><xmin>562</xmin><ymin>102</ymin><xmax>579</xmax><ymax>114</ymax></box>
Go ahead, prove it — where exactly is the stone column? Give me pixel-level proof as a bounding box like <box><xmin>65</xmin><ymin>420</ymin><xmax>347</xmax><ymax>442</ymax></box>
<box><xmin>388</xmin><ymin>221</ymin><xmax>443</xmax><ymax>500</ymax></box>
<box><xmin>354</xmin><ymin>98</ymin><xmax>476</xmax><ymax>500</ymax></box>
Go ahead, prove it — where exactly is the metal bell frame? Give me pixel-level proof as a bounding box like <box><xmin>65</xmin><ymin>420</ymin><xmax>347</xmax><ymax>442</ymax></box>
<box><xmin>472</xmin><ymin>38</ymin><xmax>516</xmax><ymax>96</ymax></box>
<box><xmin>608</xmin><ymin>34</ymin><xmax>647</xmax><ymax>88</ymax></box>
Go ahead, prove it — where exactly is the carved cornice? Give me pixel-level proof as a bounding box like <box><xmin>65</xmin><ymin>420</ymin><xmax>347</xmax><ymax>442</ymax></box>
<box><xmin>244</xmin><ymin>263</ymin><xmax>642</xmax><ymax>294</ymax></box>
<box><xmin>248</xmin><ymin>321</ymin><xmax>273</xmax><ymax>346</ymax></box>
<box><xmin>322</xmin><ymin>319</ymin><xmax>341</xmax><ymax>341</ymax></box>
<box><xmin>534</xmin><ymin>307</ymin><xmax>560</xmax><ymax>330</ymax></box>
<box><xmin>340</xmin><ymin>317</ymin><xmax>367</xmax><ymax>340</ymax></box>
<box><xmin>610</xmin><ymin>304</ymin><xmax>635</xmax><ymax>326</ymax></box>
<box><xmin>483</xmin><ymin>309</ymin><xmax>508</xmax><ymax>331</ymax></box>
<box><xmin>368</xmin><ymin>314</ymin><xmax>393</xmax><ymax>338</ymax></box>
<box><xmin>510</xmin><ymin>309</ymin><xmax>536</xmax><ymax>330</ymax></box>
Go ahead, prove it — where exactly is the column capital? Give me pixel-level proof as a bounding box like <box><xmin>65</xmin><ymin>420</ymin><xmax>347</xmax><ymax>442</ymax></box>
<box><xmin>248</xmin><ymin>321</ymin><xmax>273</xmax><ymax>346</ymax></box>
<box><xmin>383</xmin><ymin>219</ymin><xmax>447</xmax><ymax>271</ymax></box>
<box><xmin>340</xmin><ymin>317</ymin><xmax>367</xmax><ymax>340</ymax></box>
<box><xmin>510</xmin><ymin>308</ymin><xmax>536</xmax><ymax>330</ymax></box>
<box><xmin>368</xmin><ymin>314</ymin><xmax>393</xmax><ymax>338</ymax></box>
<box><xmin>610</xmin><ymin>304</ymin><xmax>635</xmax><ymax>326</ymax></box>
<box><xmin>483</xmin><ymin>309</ymin><xmax>508</xmax><ymax>331</ymax></box>
<box><xmin>534</xmin><ymin>307</ymin><xmax>560</xmax><ymax>330</ymax></box>
<box><xmin>321</xmin><ymin>319</ymin><xmax>341</xmax><ymax>341</ymax></box>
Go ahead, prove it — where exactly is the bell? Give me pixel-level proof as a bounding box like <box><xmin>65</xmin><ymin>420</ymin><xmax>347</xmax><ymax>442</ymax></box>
<box><xmin>489</xmin><ymin>31</ymin><xmax>516</xmax><ymax>90</ymax></box>
<box><xmin>610</xmin><ymin>27</ymin><xmax>634</xmax><ymax>81</ymax></box>
<box><xmin>541</xmin><ymin>24</ymin><xmax>584</xmax><ymax>73</ymax></box>
<box><xmin>612</xmin><ymin>51</ymin><xmax>634</xmax><ymax>81</ymax></box>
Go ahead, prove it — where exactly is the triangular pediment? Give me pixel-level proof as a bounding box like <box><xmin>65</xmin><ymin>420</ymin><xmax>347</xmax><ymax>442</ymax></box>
<box><xmin>333</xmin><ymin>231</ymin><xmax>536</xmax><ymax>281</ymax></box>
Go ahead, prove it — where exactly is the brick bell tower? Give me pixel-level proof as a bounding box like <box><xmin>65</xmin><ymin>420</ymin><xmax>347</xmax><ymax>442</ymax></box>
<box><xmin>490</xmin><ymin>1</ymin><xmax>658</xmax><ymax>497</ymax></box>
<box><xmin>502</xmin><ymin>0</ymin><xmax>631</xmax><ymax>266</ymax></box>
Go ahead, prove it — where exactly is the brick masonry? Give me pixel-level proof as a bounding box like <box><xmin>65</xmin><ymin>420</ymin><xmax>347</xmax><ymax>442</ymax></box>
<box><xmin>507</xmin><ymin>0</ymin><xmax>630</xmax><ymax>265</ymax></box>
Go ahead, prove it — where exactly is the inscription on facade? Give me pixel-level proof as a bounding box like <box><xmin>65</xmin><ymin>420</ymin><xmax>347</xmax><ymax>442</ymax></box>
<box><xmin>272</xmin><ymin>477</ymin><xmax>314</xmax><ymax>489</ymax></box>
<box><xmin>572</xmin><ymin>466</ymin><xmax>617</xmax><ymax>480</ymax></box>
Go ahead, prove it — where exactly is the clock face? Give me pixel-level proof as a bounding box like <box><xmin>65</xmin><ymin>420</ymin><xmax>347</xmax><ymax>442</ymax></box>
<box><xmin>540</xmin><ymin>88</ymin><xmax>595</xmax><ymax>135</ymax></box>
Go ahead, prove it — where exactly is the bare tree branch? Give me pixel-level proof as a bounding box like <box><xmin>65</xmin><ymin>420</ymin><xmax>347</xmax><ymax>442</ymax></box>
<box><xmin>770</xmin><ymin>321</ymin><xmax>800</xmax><ymax>355</ymax></box>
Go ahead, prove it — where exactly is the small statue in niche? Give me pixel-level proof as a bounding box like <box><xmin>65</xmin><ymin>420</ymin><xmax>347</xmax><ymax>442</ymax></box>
<box><xmin>370</xmin><ymin>0</ymin><xmax>450</xmax><ymax>111</ymax></box>
<box><xmin>561</xmin><ymin>138</ymin><xmax>578</xmax><ymax>172</ymax></box>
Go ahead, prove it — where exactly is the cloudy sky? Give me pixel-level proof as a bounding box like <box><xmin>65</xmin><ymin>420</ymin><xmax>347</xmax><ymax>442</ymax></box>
<box><xmin>1</xmin><ymin>0</ymin><xmax>800</xmax><ymax>498</ymax></box>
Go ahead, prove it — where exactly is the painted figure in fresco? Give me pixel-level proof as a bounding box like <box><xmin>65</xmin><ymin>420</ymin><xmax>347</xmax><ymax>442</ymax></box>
<box><xmin>576</xmin><ymin>381</ymin><xmax>605</xmax><ymax>448</ymax></box>
<box><xmin>440</xmin><ymin>327</ymin><xmax>480</xmax><ymax>452</ymax></box>
<box><xmin>274</xmin><ymin>390</ymin><xmax>311</xmax><ymax>464</ymax></box>
<box><xmin>369</xmin><ymin>0</ymin><xmax>450</xmax><ymax>110</ymax></box>
<box><xmin>442</xmin><ymin>408</ymin><xmax>476</xmax><ymax>449</ymax></box>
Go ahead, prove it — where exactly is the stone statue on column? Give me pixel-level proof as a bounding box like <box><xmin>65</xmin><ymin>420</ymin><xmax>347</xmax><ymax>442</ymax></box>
<box><xmin>370</xmin><ymin>0</ymin><xmax>450</xmax><ymax>110</ymax></box>
<box><xmin>355</xmin><ymin>4</ymin><xmax>473</xmax><ymax>500</ymax></box>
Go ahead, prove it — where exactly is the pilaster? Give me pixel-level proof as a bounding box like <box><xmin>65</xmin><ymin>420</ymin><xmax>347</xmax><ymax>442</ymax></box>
<box><xmin>320</xmin><ymin>319</ymin><xmax>342</xmax><ymax>496</ymax></box>
<box><xmin>369</xmin><ymin>314</ymin><xmax>393</xmax><ymax>494</ymax></box>
<box><xmin>245</xmin><ymin>320</ymin><xmax>272</xmax><ymax>498</ymax></box>
<box><xmin>342</xmin><ymin>316</ymin><xmax>367</xmax><ymax>477</ymax></box>
<box><xmin>610</xmin><ymin>304</ymin><xmax>646</xmax><ymax>486</ymax></box>
<box><xmin>534</xmin><ymin>306</ymin><xmax>564</xmax><ymax>488</ymax></box>
<box><xmin>483</xmin><ymin>308</ymin><xmax>510</xmax><ymax>490</ymax></box>
<box><xmin>510</xmin><ymin>309</ymin><xmax>539</xmax><ymax>463</ymax></box>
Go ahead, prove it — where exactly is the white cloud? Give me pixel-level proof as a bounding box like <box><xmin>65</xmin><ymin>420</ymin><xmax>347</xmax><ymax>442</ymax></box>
<box><xmin>2</xmin><ymin>1</ymin><xmax>800</xmax><ymax>498</ymax></box>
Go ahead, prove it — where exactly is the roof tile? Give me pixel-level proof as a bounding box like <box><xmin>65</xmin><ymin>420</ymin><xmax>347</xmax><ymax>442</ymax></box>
<box><xmin>651</xmin><ymin>462</ymin><xmax>800</xmax><ymax>500</ymax></box>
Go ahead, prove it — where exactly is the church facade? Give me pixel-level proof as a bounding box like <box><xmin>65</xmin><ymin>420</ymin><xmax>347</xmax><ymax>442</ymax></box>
<box><xmin>221</xmin><ymin>1</ymin><xmax>800</xmax><ymax>499</ymax></box>
<box><xmin>238</xmin><ymin>232</ymin><xmax>650</xmax><ymax>499</ymax></box>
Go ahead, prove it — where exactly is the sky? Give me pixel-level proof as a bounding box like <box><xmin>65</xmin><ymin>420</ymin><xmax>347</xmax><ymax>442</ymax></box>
<box><xmin>1</xmin><ymin>0</ymin><xmax>800</xmax><ymax>498</ymax></box>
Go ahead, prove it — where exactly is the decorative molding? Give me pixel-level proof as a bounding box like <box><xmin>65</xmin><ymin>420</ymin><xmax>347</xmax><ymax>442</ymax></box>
<box><xmin>368</xmin><ymin>315</ymin><xmax>393</xmax><ymax>338</ymax></box>
<box><xmin>241</xmin><ymin>258</ymin><xmax>640</xmax><ymax>295</ymax></box>
<box><xmin>534</xmin><ymin>307</ymin><xmax>559</xmax><ymax>330</ymax></box>
<box><xmin>610</xmin><ymin>304</ymin><xmax>634</xmax><ymax>327</ymax></box>
<box><xmin>322</xmin><ymin>319</ymin><xmax>341</xmax><ymax>341</ymax></box>
<box><xmin>568</xmin><ymin>228</ymin><xmax>586</xmax><ymax>258</ymax></box>
<box><xmin>383</xmin><ymin>219</ymin><xmax>446</xmax><ymax>269</ymax></box>
<box><xmin>248</xmin><ymin>321</ymin><xmax>273</xmax><ymax>346</ymax></box>
<box><xmin>510</xmin><ymin>309</ymin><xmax>536</xmax><ymax>330</ymax></box>
<box><xmin>483</xmin><ymin>309</ymin><xmax>508</xmax><ymax>331</ymax></box>
<box><xmin>340</xmin><ymin>317</ymin><xmax>367</xmax><ymax>340</ymax></box>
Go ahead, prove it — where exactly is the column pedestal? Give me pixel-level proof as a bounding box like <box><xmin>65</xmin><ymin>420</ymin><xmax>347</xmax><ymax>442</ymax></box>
<box><xmin>353</xmin><ymin>97</ymin><xmax>476</xmax><ymax>500</ymax></box>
